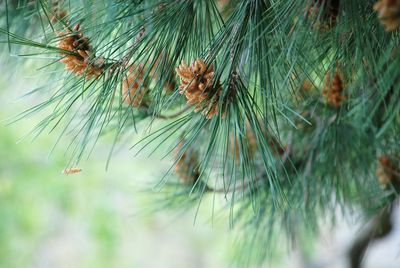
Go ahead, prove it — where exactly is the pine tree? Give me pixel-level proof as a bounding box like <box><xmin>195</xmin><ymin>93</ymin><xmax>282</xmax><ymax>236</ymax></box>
<box><xmin>1</xmin><ymin>0</ymin><xmax>400</xmax><ymax>266</ymax></box>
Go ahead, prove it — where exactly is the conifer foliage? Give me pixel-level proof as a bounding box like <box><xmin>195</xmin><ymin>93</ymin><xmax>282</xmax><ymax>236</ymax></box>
<box><xmin>1</xmin><ymin>0</ymin><xmax>400</xmax><ymax>266</ymax></box>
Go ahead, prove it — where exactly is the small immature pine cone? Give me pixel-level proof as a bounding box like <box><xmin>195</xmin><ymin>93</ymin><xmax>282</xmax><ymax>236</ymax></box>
<box><xmin>376</xmin><ymin>155</ymin><xmax>399</xmax><ymax>187</ymax></box>
<box><xmin>122</xmin><ymin>65</ymin><xmax>147</xmax><ymax>107</ymax></box>
<box><xmin>322</xmin><ymin>69</ymin><xmax>346</xmax><ymax>108</ymax></box>
<box><xmin>174</xmin><ymin>143</ymin><xmax>200</xmax><ymax>185</ymax></box>
<box><xmin>374</xmin><ymin>0</ymin><xmax>400</xmax><ymax>31</ymax></box>
<box><xmin>57</xmin><ymin>25</ymin><xmax>104</xmax><ymax>79</ymax></box>
<box><xmin>176</xmin><ymin>59</ymin><xmax>222</xmax><ymax>119</ymax></box>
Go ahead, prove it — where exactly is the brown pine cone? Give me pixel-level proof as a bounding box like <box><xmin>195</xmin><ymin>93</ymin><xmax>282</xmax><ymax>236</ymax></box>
<box><xmin>374</xmin><ymin>0</ymin><xmax>400</xmax><ymax>31</ymax></box>
<box><xmin>322</xmin><ymin>69</ymin><xmax>346</xmax><ymax>108</ymax></box>
<box><xmin>176</xmin><ymin>59</ymin><xmax>222</xmax><ymax>119</ymax></box>
<box><xmin>122</xmin><ymin>65</ymin><xmax>147</xmax><ymax>107</ymax></box>
<box><xmin>57</xmin><ymin>25</ymin><xmax>104</xmax><ymax>79</ymax></box>
<box><xmin>376</xmin><ymin>155</ymin><xmax>400</xmax><ymax>187</ymax></box>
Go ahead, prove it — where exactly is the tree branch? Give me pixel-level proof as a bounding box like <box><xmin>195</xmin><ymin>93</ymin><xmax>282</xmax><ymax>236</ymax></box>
<box><xmin>154</xmin><ymin>105</ymin><xmax>191</xmax><ymax>119</ymax></box>
<box><xmin>348</xmin><ymin>203</ymin><xmax>394</xmax><ymax>268</ymax></box>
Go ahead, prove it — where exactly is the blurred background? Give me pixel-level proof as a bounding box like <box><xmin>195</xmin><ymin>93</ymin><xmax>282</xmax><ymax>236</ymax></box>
<box><xmin>1</xmin><ymin>48</ymin><xmax>400</xmax><ymax>268</ymax></box>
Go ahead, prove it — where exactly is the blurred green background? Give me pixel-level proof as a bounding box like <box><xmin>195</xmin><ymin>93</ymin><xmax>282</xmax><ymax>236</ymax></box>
<box><xmin>0</xmin><ymin>54</ymin><xmax>233</xmax><ymax>268</ymax></box>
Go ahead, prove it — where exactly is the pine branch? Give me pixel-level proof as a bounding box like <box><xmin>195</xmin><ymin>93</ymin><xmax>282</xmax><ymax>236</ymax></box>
<box><xmin>348</xmin><ymin>203</ymin><xmax>394</xmax><ymax>268</ymax></box>
<box><xmin>1</xmin><ymin>0</ymin><xmax>400</xmax><ymax>265</ymax></box>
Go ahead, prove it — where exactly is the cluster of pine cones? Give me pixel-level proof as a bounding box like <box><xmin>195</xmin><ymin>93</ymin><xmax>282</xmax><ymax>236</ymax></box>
<box><xmin>374</xmin><ymin>0</ymin><xmax>400</xmax><ymax>31</ymax></box>
<box><xmin>52</xmin><ymin>1</ymin><xmax>104</xmax><ymax>79</ymax></box>
<box><xmin>176</xmin><ymin>59</ymin><xmax>222</xmax><ymax>119</ymax></box>
<box><xmin>57</xmin><ymin>25</ymin><xmax>104</xmax><ymax>79</ymax></box>
<box><xmin>52</xmin><ymin>0</ymin><xmax>400</xmax><ymax>186</ymax></box>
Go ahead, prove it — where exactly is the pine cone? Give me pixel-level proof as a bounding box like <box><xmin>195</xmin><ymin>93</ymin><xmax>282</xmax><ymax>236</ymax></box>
<box><xmin>374</xmin><ymin>0</ymin><xmax>400</xmax><ymax>31</ymax></box>
<box><xmin>57</xmin><ymin>25</ymin><xmax>104</xmax><ymax>79</ymax></box>
<box><xmin>174</xmin><ymin>143</ymin><xmax>200</xmax><ymax>185</ymax></box>
<box><xmin>376</xmin><ymin>155</ymin><xmax>400</xmax><ymax>187</ymax></box>
<box><xmin>322</xmin><ymin>69</ymin><xmax>346</xmax><ymax>108</ymax></box>
<box><xmin>176</xmin><ymin>59</ymin><xmax>222</xmax><ymax>119</ymax></box>
<box><xmin>122</xmin><ymin>65</ymin><xmax>147</xmax><ymax>107</ymax></box>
